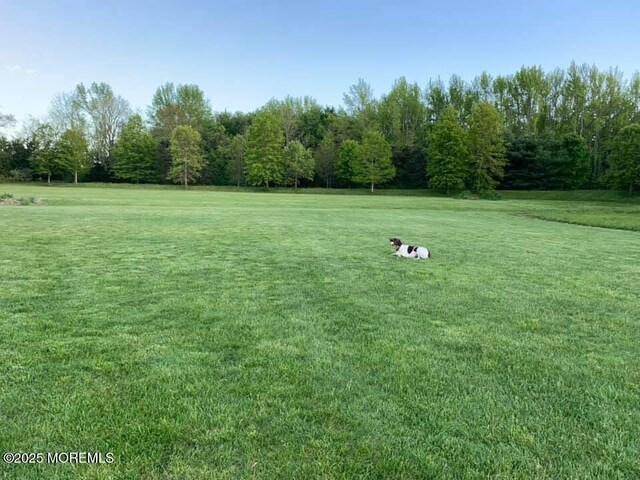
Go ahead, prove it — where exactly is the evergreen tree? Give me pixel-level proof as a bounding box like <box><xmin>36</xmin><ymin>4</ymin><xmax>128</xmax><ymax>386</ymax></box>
<box><xmin>113</xmin><ymin>115</ymin><xmax>159</xmax><ymax>183</ymax></box>
<box><xmin>467</xmin><ymin>102</ymin><xmax>506</xmax><ymax>193</ymax></box>
<box><xmin>245</xmin><ymin>110</ymin><xmax>285</xmax><ymax>188</ymax></box>
<box><xmin>427</xmin><ymin>106</ymin><xmax>468</xmax><ymax>194</ymax></box>
<box><xmin>352</xmin><ymin>130</ymin><xmax>395</xmax><ymax>192</ymax></box>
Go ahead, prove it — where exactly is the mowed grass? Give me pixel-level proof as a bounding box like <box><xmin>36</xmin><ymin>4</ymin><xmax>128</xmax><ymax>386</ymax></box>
<box><xmin>0</xmin><ymin>185</ymin><xmax>639</xmax><ymax>479</ymax></box>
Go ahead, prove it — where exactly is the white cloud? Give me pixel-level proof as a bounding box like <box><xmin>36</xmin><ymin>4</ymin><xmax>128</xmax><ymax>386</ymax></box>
<box><xmin>4</xmin><ymin>64</ymin><xmax>36</xmax><ymax>75</ymax></box>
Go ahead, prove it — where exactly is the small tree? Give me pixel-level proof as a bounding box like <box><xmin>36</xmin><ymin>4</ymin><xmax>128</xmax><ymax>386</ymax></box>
<box><xmin>336</xmin><ymin>139</ymin><xmax>362</xmax><ymax>187</ymax></box>
<box><xmin>57</xmin><ymin>129</ymin><xmax>90</xmax><ymax>184</ymax></box>
<box><xmin>606</xmin><ymin>124</ymin><xmax>640</xmax><ymax>192</ymax></box>
<box><xmin>427</xmin><ymin>105</ymin><xmax>468</xmax><ymax>194</ymax></box>
<box><xmin>113</xmin><ymin>114</ymin><xmax>159</xmax><ymax>183</ymax></box>
<box><xmin>168</xmin><ymin>125</ymin><xmax>204</xmax><ymax>189</ymax></box>
<box><xmin>352</xmin><ymin>130</ymin><xmax>395</xmax><ymax>192</ymax></box>
<box><xmin>284</xmin><ymin>140</ymin><xmax>315</xmax><ymax>188</ymax></box>
<box><xmin>467</xmin><ymin>102</ymin><xmax>506</xmax><ymax>193</ymax></box>
<box><xmin>245</xmin><ymin>110</ymin><xmax>284</xmax><ymax>187</ymax></box>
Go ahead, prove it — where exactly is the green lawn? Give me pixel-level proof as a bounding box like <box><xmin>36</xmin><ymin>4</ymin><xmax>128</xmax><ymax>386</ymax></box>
<box><xmin>1</xmin><ymin>184</ymin><xmax>639</xmax><ymax>479</ymax></box>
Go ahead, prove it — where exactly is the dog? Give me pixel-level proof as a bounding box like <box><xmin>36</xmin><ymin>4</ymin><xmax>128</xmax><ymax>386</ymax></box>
<box><xmin>389</xmin><ymin>238</ymin><xmax>431</xmax><ymax>259</ymax></box>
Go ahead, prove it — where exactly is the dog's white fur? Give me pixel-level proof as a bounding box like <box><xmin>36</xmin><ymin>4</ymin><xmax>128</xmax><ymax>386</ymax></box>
<box><xmin>389</xmin><ymin>238</ymin><xmax>430</xmax><ymax>259</ymax></box>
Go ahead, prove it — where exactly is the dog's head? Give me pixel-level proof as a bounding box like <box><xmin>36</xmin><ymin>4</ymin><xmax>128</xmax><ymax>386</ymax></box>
<box><xmin>389</xmin><ymin>238</ymin><xmax>402</xmax><ymax>250</ymax></box>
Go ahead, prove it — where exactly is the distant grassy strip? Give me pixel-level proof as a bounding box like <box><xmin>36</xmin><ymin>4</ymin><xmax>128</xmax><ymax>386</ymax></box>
<box><xmin>500</xmin><ymin>189</ymin><xmax>640</xmax><ymax>203</ymax></box>
<box><xmin>521</xmin><ymin>211</ymin><xmax>640</xmax><ymax>231</ymax></box>
<box><xmin>5</xmin><ymin>181</ymin><xmax>640</xmax><ymax>201</ymax></box>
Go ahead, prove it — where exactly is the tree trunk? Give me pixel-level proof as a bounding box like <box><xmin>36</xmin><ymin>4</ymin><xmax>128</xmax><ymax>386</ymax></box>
<box><xmin>183</xmin><ymin>162</ymin><xmax>188</xmax><ymax>190</ymax></box>
<box><xmin>266</xmin><ymin>180</ymin><xmax>269</xmax><ymax>189</ymax></box>
<box><xmin>370</xmin><ymin>182</ymin><xmax>374</xmax><ymax>193</ymax></box>
<box><xmin>295</xmin><ymin>177</ymin><xmax>298</xmax><ymax>189</ymax></box>
<box><xmin>47</xmin><ymin>173</ymin><xmax>51</xmax><ymax>184</ymax></box>
<box><xmin>74</xmin><ymin>171</ymin><xmax>78</xmax><ymax>185</ymax></box>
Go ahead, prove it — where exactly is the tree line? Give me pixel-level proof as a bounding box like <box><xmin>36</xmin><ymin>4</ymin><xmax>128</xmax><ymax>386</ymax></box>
<box><xmin>1</xmin><ymin>62</ymin><xmax>640</xmax><ymax>192</ymax></box>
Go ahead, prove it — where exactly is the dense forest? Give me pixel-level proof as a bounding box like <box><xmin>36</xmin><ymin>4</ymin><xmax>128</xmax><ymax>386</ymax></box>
<box><xmin>1</xmin><ymin>62</ymin><xmax>640</xmax><ymax>192</ymax></box>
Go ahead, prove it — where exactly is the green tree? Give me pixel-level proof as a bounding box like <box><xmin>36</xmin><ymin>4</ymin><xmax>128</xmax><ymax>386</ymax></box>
<box><xmin>57</xmin><ymin>129</ymin><xmax>90</xmax><ymax>184</ymax></box>
<box><xmin>352</xmin><ymin>130</ymin><xmax>395</xmax><ymax>192</ymax></box>
<box><xmin>336</xmin><ymin>139</ymin><xmax>361</xmax><ymax>187</ymax></box>
<box><xmin>378</xmin><ymin>77</ymin><xmax>426</xmax><ymax>149</ymax></box>
<box><xmin>113</xmin><ymin>115</ymin><xmax>159</xmax><ymax>183</ymax></box>
<box><xmin>168</xmin><ymin>125</ymin><xmax>204</xmax><ymax>189</ymax></box>
<box><xmin>284</xmin><ymin>140</ymin><xmax>315</xmax><ymax>188</ymax></box>
<box><xmin>343</xmin><ymin>78</ymin><xmax>378</xmax><ymax>136</ymax></box>
<box><xmin>467</xmin><ymin>102</ymin><xmax>506</xmax><ymax>193</ymax></box>
<box><xmin>606</xmin><ymin>124</ymin><xmax>640</xmax><ymax>192</ymax></box>
<box><xmin>225</xmin><ymin>134</ymin><xmax>248</xmax><ymax>186</ymax></box>
<box><xmin>314</xmin><ymin>131</ymin><xmax>337</xmax><ymax>188</ymax></box>
<box><xmin>0</xmin><ymin>109</ymin><xmax>16</xmax><ymax>132</ymax></box>
<box><xmin>427</xmin><ymin>106</ymin><xmax>468</xmax><ymax>194</ymax></box>
<box><xmin>148</xmin><ymin>83</ymin><xmax>212</xmax><ymax>139</ymax></box>
<box><xmin>28</xmin><ymin>122</ymin><xmax>59</xmax><ymax>184</ymax></box>
<box><xmin>245</xmin><ymin>110</ymin><xmax>285</xmax><ymax>188</ymax></box>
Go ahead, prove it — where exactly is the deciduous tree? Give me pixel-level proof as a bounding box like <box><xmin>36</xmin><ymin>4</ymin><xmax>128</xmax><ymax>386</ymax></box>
<box><xmin>427</xmin><ymin>106</ymin><xmax>468</xmax><ymax>194</ymax></box>
<box><xmin>168</xmin><ymin>125</ymin><xmax>204</xmax><ymax>189</ymax></box>
<box><xmin>352</xmin><ymin>130</ymin><xmax>395</xmax><ymax>192</ymax></box>
<box><xmin>113</xmin><ymin>115</ymin><xmax>159</xmax><ymax>183</ymax></box>
<box><xmin>467</xmin><ymin>102</ymin><xmax>506</xmax><ymax>193</ymax></box>
<box><xmin>245</xmin><ymin>110</ymin><xmax>284</xmax><ymax>188</ymax></box>
<box><xmin>284</xmin><ymin>140</ymin><xmax>314</xmax><ymax>188</ymax></box>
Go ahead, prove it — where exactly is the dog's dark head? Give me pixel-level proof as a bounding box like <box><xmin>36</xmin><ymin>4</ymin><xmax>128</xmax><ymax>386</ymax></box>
<box><xmin>389</xmin><ymin>238</ymin><xmax>402</xmax><ymax>250</ymax></box>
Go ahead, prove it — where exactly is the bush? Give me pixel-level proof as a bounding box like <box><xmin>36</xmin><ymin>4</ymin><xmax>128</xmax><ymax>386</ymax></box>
<box><xmin>8</xmin><ymin>169</ymin><xmax>33</xmax><ymax>182</ymax></box>
<box><xmin>457</xmin><ymin>190</ymin><xmax>479</xmax><ymax>200</ymax></box>
<box><xmin>481</xmin><ymin>190</ymin><xmax>502</xmax><ymax>200</ymax></box>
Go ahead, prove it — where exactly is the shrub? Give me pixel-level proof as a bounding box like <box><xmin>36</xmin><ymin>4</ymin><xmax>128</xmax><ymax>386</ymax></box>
<box><xmin>457</xmin><ymin>190</ymin><xmax>479</xmax><ymax>200</ymax></box>
<box><xmin>481</xmin><ymin>190</ymin><xmax>502</xmax><ymax>200</ymax></box>
<box><xmin>8</xmin><ymin>169</ymin><xmax>33</xmax><ymax>182</ymax></box>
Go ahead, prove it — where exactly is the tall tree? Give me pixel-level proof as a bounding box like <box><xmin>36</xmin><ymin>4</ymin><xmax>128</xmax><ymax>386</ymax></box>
<box><xmin>56</xmin><ymin>129</ymin><xmax>90</xmax><ymax>184</ymax></box>
<box><xmin>28</xmin><ymin>122</ymin><xmax>59</xmax><ymax>184</ymax></box>
<box><xmin>245</xmin><ymin>110</ymin><xmax>285</xmax><ymax>188</ymax></box>
<box><xmin>224</xmin><ymin>134</ymin><xmax>248</xmax><ymax>187</ymax></box>
<box><xmin>336</xmin><ymin>139</ymin><xmax>361</xmax><ymax>187</ymax></box>
<box><xmin>149</xmin><ymin>83</ymin><xmax>212</xmax><ymax>138</ymax></box>
<box><xmin>73</xmin><ymin>82</ymin><xmax>131</xmax><ymax>169</ymax></box>
<box><xmin>113</xmin><ymin>115</ymin><xmax>159</xmax><ymax>183</ymax></box>
<box><xmin>343</xmin><ymin>78</ymin><xmax>378</xmax><ymax>135</ymax></box>
<box><xmin>314</xmin><ymin>131</ymin><xmax>337</xmax><ymax>188</ymax></box>
<box><xmin>352</xmin><ymin>130</ymin><xmax>395</xmax><ymax>192</ymax></box>
<box><xmin>467</xmin><ymin>102</ymin><xmax>506</xmax><ymax>193</ymax></box>
<box><xmin>378</xmin><ymin>77</ymin><xmax>426</xmax><ymax>149</ymax></box>
<box><xmin>427</xmin><ymin>106</ymin><xmax>468</xmax><ymax>194</ymax></box>
<box><xmin>284</xmin><ymin>140</ymin><xmax>315</xmax><ymax>188</ymax></box>
<box><xmin>606</xmin><ymin>123</ymin><xmax>640</xmax><ymax>192</ymax></box>
<box><xmin>168</xmin><ymin>125</ymin><xmax>204</xmax><ymax>189</ymax></box>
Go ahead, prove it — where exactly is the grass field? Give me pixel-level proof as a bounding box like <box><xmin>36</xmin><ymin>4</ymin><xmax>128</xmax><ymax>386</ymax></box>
<box><xmin>1</xmin><ymin>184</ymin><xmax>639</xmax><ymax>479</ymax></box>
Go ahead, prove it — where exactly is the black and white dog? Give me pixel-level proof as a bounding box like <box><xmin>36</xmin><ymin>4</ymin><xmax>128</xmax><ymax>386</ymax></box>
<box><xmin>389</xmin><ymin>238</ymin><xmax>431</xmax><ymax>259</ymax></box>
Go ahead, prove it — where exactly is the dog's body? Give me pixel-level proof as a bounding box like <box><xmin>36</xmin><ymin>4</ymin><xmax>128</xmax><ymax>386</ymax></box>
<box><xmin>389</xmin><ymin>238</ymin><xmax>431</xmax><ymax>259</ymax></box>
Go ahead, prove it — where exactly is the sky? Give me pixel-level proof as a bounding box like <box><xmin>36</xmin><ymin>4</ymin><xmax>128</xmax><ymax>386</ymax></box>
<box><xmin>1</xmin><ymin>0</ymin><xmax>639</xmax><ymax>133</ymax></box>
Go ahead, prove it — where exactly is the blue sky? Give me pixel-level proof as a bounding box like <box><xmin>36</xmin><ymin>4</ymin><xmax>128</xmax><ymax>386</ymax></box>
<box><xmin>1</xmin><ymin>0</ymin><xmax>639</xmax><ymax>130</ymax></box>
